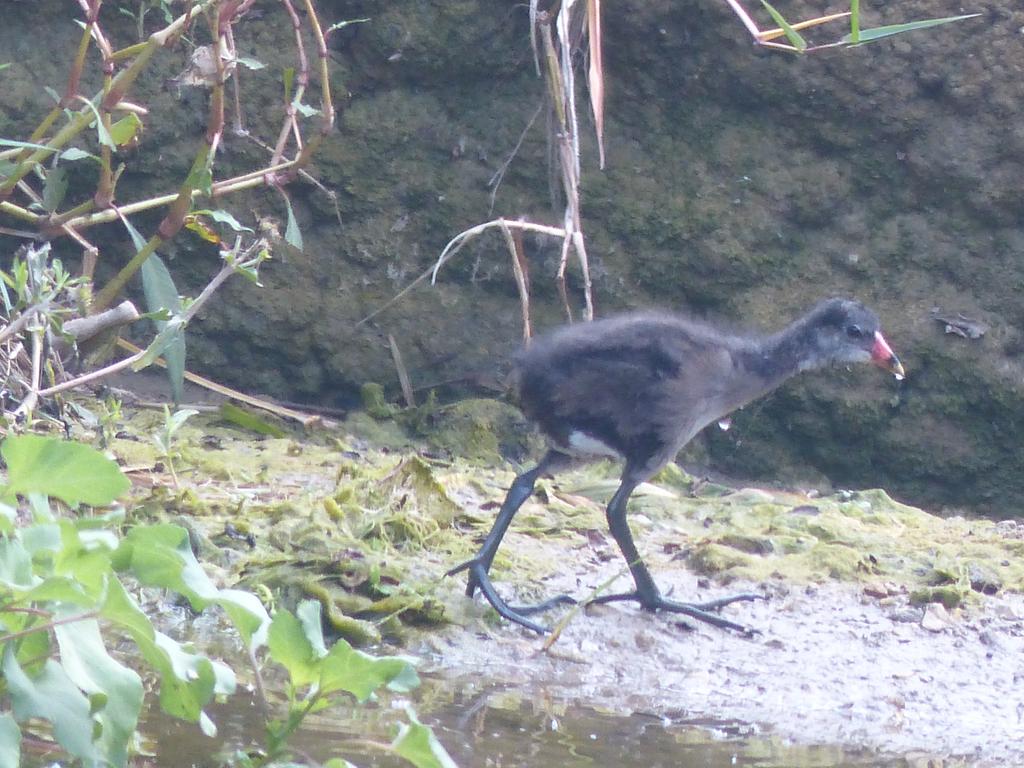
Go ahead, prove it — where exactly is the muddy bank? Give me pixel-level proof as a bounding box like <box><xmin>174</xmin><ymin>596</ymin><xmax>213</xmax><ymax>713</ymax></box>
<box><xmin>428</xmin><ymin>576</ymin><xmax>1024</xmax><ymax>767</ymax></box>
<box><xmin>96</xmin><ymin>387</ymin><xmax>1024</xmax><ymax>765</ymax></box>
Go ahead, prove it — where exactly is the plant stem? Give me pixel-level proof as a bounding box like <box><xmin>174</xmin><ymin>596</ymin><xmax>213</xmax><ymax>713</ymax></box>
<box><xmin>0</xmin><ymin>610</ymin><xmax>101</xmax><ymax>645</ymax></box>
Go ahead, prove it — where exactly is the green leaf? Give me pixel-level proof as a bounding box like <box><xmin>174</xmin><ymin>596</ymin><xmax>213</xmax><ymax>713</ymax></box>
<box><xmin>116</xmin><ymin>524</ymin><xmax>215</xmax><ymax>601</ymax></box>
<box><xmin>186</xmin><ymin>166</ymin><xmax>213</xmax><ymax>197</ymax></box>
<box><xmin>55</xmin><ymin>615</ymin><xmax>144</xmax><ymax>767</ymax></box>
<box><xmin>297</xmin><ymin>598</ymin><xmax>329</xmax><ymax>657</ymax></box>
<box><xmin>131</xmin><ymin>315</ymin><xmax>185</xmax><ymax>373</ymax></box>
<box><xmin>760</xmin><ymin>0</ymin><xmax>806</xmax><ymax>51</ymax></box>
<box><xmin>109</xmin><ymin>113</ymin><xmax>143</xmax><ymax>147</ymax></box>
<box><xmin>295</xmin><ymin>102</ymin><xmax>321</xmax><ymax>118</ymax></box>
<box><xmin>42</xmin><ymin>166</ymin><xmax>68</xmax><ymax>213</ymax></box>
<box><xmin>19</xmin><ymin>521</ymin><xmax>60</xmax><ymax>556</ymax></box>
<box><xmin>3</xmin><ymin>647</ymin><xmax>98</xmax><ymax>763</ymax></box>
<box><xmin>115</xmin><ymin>524</ymin><xmax>268</xmax><ymax>645</ymax></box>
<box><xmin>165</xmin><ymin>406</ymin><xmax>199</xmax><ymax>437</ymax></box>
<box><xmin>213</xmin><ymin>588</ymin><xmax>270</xmax><ymax>649</ymax></box>
<box><xmin>282</xmin><ymin>194</ymin><xmax>303</xmax><ymax>251</ymax></box>
<box><xmin>2</xmin><ymin>435</ymin><xmax>130</xmax><ymax>507</ymax></box>
<box><xmin>79</xmin><ymin>96</ymin><xmax>116</xmax><ymax>150</ymax></box>
<box><xmin>205</xmin><ymin>208</ymin><xmax>254</xmax><ymax>232</ymax></box>
<box><xmin>318</xmin><ymin>639</ymin><xmax>418</xmax><ymax>702</ymax></box>
<box><xmin>18</xmin><ymin>576</ymin><xmax>95</xmax><ymax>606</ymax></box>
<box><xmin>0</xmin><ymin>714</ymin><xmax>20</xmax><ymax>768</ymax></box>
<box><xmin>59</xmin><ymin>147</ymin><xmax>98</xmax><ymax>162</ymax></box>
<box><xmin>54</xmin><ymin>520</ymin><xmax>117</xmax><ymax>596</ymax></box>
<box><xmin>102</xmin><ymin>576</ymin><xmax>224</xmax><ymax>724</ymax></box>
<box><xmin>152</xmin><ymin>631</ymin><xmax>219</xmax><ymax>721</ymax></box>
<box><xmin>841</xmin><ymin>14</ymin><xmax>980</xmax><ymax>44</ymax></box>
<box><xmin>119</xmin><ymin>211</ymin><xmax>147</xmax><ymax>251</ymax></box>
<box><xmin>138</xmin><ymin>308</ymin><xmax>172</xmax><ymax>322</ymax></box>
<box><xmin>386</xmin><ymin>662</ymin><xmax>422</xmax><ymax>695</ymax></box>
<box><xmin>101</xmin><ymin>574</ymin><xmax>155</xmax><ymax>643</ymax></box>
<box><xmin>235</xmin><ymin>56</ymin><xmax>265</xmax><ymax>70</ymax></box>
<box><xmin>268</xmin><ymin>609</ymin><xmax>320</xmax><ymax>687</ymax></box>
<box><xmin>140</xmin><ymin>253</ymin><xmax>186</xmax><ymax>404</ymax></box>
<box><xmin>392</xmin><ymin>708</ymin><xmax>458</xmax><ymax>768</ymax></box>
<box><xmin>0</xmin><ymin>536</ymin><xmax>33</xmax><ymax>587</ymax></box>
<box><xmin>0</xmin><ymin>138</ymin><xmax>59</xmax><ymax>153</ymax></box>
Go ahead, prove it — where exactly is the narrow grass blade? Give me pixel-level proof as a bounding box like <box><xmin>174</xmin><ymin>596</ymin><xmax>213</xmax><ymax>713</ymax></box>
<box><xmin>760</xmin><ymin>0</ymin><xmax>806</xmax><ymax>51</ymax></box>
<box><xmin>842</xmin><ymin>14</ymin><xmax>980</xmax><ymax>44</ymax></box>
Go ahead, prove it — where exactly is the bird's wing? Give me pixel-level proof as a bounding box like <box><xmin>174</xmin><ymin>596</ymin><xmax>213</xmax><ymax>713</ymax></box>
<box><xmin>517</xmin><ymin>325</ymin><xmax>736</xmax><ymax>467</ymax></box>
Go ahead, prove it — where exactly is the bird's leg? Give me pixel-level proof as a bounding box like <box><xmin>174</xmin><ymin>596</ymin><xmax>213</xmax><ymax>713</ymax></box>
<box><xmin>590</xmin><ymin>471</ymin><xmax>761</xmax><ymax>633</ymax></box>
<box><xmin>446</xmin><ymin>450</ymin><xmax>574</xmax><ymax>633</ymax></box>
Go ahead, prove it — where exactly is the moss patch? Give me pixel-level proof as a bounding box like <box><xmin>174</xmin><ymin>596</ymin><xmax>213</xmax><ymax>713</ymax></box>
<box><xmin>94</xmin><ymin>392</ymin><xmax>1024</xmax><ymax>645</ymax></box>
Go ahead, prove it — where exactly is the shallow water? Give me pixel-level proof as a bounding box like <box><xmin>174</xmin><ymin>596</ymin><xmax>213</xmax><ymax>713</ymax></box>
<box><xmin>139</xmin><ymin>675</ymin><xmax>908</xmax><ymax>768</ymax></box>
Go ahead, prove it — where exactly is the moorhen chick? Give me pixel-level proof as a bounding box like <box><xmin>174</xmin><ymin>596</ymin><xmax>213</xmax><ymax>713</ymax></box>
<box><xmin>448</xmin><ymin>298</ymin><xmax>905</xmax><ymax>633</ymax></box>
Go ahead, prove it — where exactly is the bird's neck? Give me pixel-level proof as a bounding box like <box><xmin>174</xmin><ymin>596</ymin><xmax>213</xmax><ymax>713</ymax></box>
<box><xmin>742</xmin><ymin>315</ymin><xmax>824</xmax><ymax>390</ymax></box>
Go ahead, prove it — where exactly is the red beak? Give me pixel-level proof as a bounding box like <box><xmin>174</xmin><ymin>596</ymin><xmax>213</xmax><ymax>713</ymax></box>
<box><xmin>871</xmin><ymin>331</ymin><xmax>905</xmax><ymax>379</ymax></box>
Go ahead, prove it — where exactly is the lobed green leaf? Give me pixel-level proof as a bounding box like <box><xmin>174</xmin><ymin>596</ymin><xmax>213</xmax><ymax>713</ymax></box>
<box><xmin>55</xmin><ymin>615</ymin><xmax>144</xmax><ymax>767</ymax></box>
<box><xmin>0</xmin><ymin>714</ymin><xmax>20</xmax><ymax>768</ymax></box>
<box><xmin>392</xmin><ymin>708</ymin><xmax>458</xmax><ymax>768</ymax></box>
<box><xmin>1</xmin><ymin>435</ymin><xmax>129</xmax><ymax>507</ymax></box>
<box><xmin>268</xmin><ymin>608</ymin><xmax>321</xmax><ymax>687</ymax></box>
<box><xmin>3</xmin><ymin>648</ymin><xmax>98</xmax><ymax>764</ymax></box>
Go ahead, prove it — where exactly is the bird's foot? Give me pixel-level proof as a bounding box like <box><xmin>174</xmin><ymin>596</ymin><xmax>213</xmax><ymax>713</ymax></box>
<box><xmin>446</xmin><ymin>558</ymin><xmax>575</xmax><ymax>633</ymax></box>
<box><xmin>587</xmin><ymin>590</ymin><xmax>764</xmax><ymax>634</ymax></box>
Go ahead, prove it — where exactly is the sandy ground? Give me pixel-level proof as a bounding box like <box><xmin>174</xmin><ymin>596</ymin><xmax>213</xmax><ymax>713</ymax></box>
<box><xmin>424</xmin><ymin>557</ymin><xmax>1024</xmax><ymax>767</ymax></box>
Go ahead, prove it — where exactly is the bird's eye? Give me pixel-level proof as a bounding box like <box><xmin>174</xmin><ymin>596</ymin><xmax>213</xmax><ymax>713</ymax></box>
<box><xmin>845</xmin><ymin>324</ymin><xmax>864</xmax><ymax>339</ymax></box>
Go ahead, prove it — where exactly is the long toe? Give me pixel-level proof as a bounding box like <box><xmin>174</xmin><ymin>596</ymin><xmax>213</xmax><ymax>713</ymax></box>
<box><xmin>508</xmin><ymin>594</ymin><xmax>576</xmax><ymax>615</ymax></box>
<box><xmin>655</xmin><ymin>598</ymin><xmax>755</xmax><ymax>633</ymax></box>
<box><xmin>586</xmin><ymin>590</ymin><xmax>642</xmax><ymax>606</ymax></box>
<box><xmin>690</xmin><ymin>592</ymin><xmax>765</xmax><ymax>611</ymax></box>
<box><xmin>585</xmin><ymin>591</ymin><xmax>755</xmax><ymax>633</ymax></box>
<box><xmin>466</xmin><ymin>564</ymin><xmax>551</xmax><ymax>634</ymax></box>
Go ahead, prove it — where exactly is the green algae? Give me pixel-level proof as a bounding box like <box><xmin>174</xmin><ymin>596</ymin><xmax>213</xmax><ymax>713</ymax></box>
<box><xmin>361</xmin><ymin>382</ymin><xmax>399</xmax><ymax>420</ymax></box>
<box><xmin>87</xmin><ymin>391</ymin><xmax>1024</xmax><ymax>645</ymax></box>
<box><xmin>627</xmin><ymin>485</ymin><xmax>1024</xmax><ymax>603</ymax></box>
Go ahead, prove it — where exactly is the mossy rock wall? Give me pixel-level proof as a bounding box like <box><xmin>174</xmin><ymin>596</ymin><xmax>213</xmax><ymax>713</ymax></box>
<box><xmin>2</xmin><ymin>0</ymin><xmax>1022</xmax><ymax>514</ymax></box>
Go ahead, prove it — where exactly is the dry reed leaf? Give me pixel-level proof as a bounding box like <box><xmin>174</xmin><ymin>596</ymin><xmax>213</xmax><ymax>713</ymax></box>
<box><xmin>587</xmin><ymin>0</ymin><xmax>605</xmax><ymax>169</ymax></box>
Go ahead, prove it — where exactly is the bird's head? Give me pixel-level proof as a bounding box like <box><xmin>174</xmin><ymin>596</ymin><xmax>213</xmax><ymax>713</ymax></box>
<box><xmin>805</xmin><ymin>298</ymin><xmax>905</xmax><ymax>379</ymax></box>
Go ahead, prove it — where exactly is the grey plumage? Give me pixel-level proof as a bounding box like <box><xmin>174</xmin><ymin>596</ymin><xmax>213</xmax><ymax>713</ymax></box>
<box><xmin>449</xmin><ymin>297</ymin><xmax>904</xmax><ymax>634</ymax></box>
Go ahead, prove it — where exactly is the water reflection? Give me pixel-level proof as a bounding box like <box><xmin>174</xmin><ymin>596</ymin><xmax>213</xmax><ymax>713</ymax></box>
<box><xmin>139</xmin><ymin>676</ymin><xmax>908</xmax><ymax>768</ymax></box>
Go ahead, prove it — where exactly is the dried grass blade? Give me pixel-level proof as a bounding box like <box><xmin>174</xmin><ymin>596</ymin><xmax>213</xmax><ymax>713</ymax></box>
<box><xmin>556</xmin><ymin>209</ymin><xmax>574</xmax><ymax>323</ymax></box>
<box><xmin>759</xmin><ymin>11</ymin><xmax>851</xmax><ymax>41</ymax></box>
<box><xmin>571</xmin><ymin>228</ymin><xmax>593</xmax><ymax>322</ymax></box>
<box><xmin>555</xmin><ymin>3</ymin><xmax>581</xmax><ymax>181</ymax></box>
<box><xmin>529</xmin><ymin>0</ymin><xmax>541</xmax><ymax>76</ymax></box>
<box><xmin>388</xmin><ymin>333</ymin><xmax>416</xmax><ymax>408</ymax></box>
<box><xmin>540</xmin><ymin>24</ymin><xmax>566</xmax><ymax>129</ymax></box>
<box><xmin>586</xmin><ymin>0</ymin><xmax>605</xmax><ymax>169</ymax></box>
<box><xmin>115</xmin><ymin>338</ymin><xmax>319</xmax><ymax>426</ymax></box>
<box><xmin>722</xmin><ymin>0</ymin><xmax>763</xmax><ymax>40</ymax></box>
<box><xmin>499</xmin><ymin>218</ymin><xmax>532</xmax><ymax>342</ymax></box>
